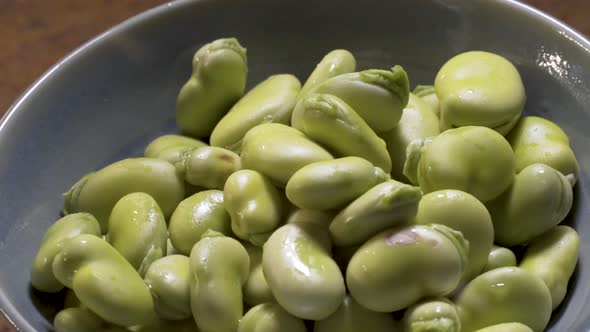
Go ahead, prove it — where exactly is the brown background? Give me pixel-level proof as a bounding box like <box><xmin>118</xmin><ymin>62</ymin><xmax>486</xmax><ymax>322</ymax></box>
<box><xmin>0</xmin><ymin>0</ymin><xmax>587</xmax><ymax>330</ymax></box>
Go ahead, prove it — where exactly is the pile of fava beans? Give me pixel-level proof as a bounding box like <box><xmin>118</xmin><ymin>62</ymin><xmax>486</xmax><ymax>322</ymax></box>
<box><xmin>31</xmin><ymin>38</ymin><xmax>580</xmax><ymax>332</ymax></box>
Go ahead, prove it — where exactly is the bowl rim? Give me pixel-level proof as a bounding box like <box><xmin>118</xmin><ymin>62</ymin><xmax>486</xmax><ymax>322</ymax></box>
<box><xmin>2</xmin><ymin>0</ymin><xmax>590</xmax><ymax>330</ymax></box>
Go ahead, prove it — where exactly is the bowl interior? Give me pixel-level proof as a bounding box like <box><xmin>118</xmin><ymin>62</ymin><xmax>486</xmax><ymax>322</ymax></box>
<box><xmin>2</xmin><ymin>0</ymin><xmax>590</xmax><ymax>330</ymax></box>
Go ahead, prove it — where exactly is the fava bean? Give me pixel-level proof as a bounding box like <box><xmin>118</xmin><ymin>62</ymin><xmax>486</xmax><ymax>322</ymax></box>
<box><xmin>286</xmin><ymin>157</ymin><xmax>389</xmax><ymax>210</ymax></box>
<box><xmin>474</xmin><ymin>323</ymin><xmax>534</xmax><ymax>332</ymax></box>
<box><xmin>263</xmin><ymin>211</ymin><xmax>345</xmax><ymax>320</ymax></box>
<box><xmin>299</xmin><ymin>49</ymin><xmax>356</xmax><ymax>97</ymax></box>
<box><xmin>189</xmin><ymin>231</ymin><xmax>249</xmax><ymax>332</ymax></box>
<box><xmin>31</xmin><ymin>213</ymin><xmax>100</xmax><ymax>293</ymax></box>
<box><xmin>456</xmin><ymin>267</ymin><xmax>552</xmax><ymax>332</ymax></box>
<box><xmin>346</xmin><ymin>224</ymin><xmax>468</xmax><ymax>312</ymax></box>
<box><xmin>402</xmin><ymin>298</ymin><xmax>460</xmax><ymax>332</ymax></box>
<box><xmin>413</xmin><ymin>85</ymin><xmax>440</xmax><ymax>117</ymax></box>
<box><xmin>168</xmin><ymin>190</ymin><xmax>231</xmax><ymax>255</ymax></box>
<box><xmin>520</xmin><ymin>226</ymin><xmax>579</xmax><ymax>309</ymax></box>
<box><xmin>62</xmin><ymin>158</ymin><xmax>185</xmax><ymax>233</ymax></box>
<box><xmin>314</xmin><ymin>294</ymin><xmax>399</xmax><ymax>332</ymax></box>
<box><xmin>176</xmin><ymin>38</ymin><xmax>247</xmax><ymax>138</ymax></box>
<box><xmin>183</xmin><ymin>146</ymin><xmax>241</xmax><ymax>190</ymax></box>
<box><xmin>483</xmin><ymin>245</ymin><xmax>517</xmax><ymax>273</ymax></box>
<box><xmin>486</xmin><ymin>163</ymin><xmax>573</xmax><ymax>246</ymax></box>
<box><xmin>507</xmin><ymin>116</ymin><xmax>579</xmax><ymax>184</ymax></box>
<box><xmin>295</xmin><ymin>93</ymin><xmax>392</xmax><ymax>172</ymax></box>
<box><xmin>54</xmin><ymin>307</ymin><xmax>128</xmax><ymax>332</ymax></box>
<box><xmin>435</xmin><ymin>51</ymin><xmax>525</xmax><ymax>134</ymax></box>
<box><xmin>144</xmin><ymin>255</ymin><xmax>191</xmax><ymax>320</ymax></box>
<box><xmin>414</xmin><ymin>189</ymin><xmax>494</xmax><ymax>282</ymax></box>
<box><xmin>238</xmin><ymin>303</ymin><xmax>306</xmax><ymax>332</ymax></box>
<box><xmin>293</xmin><ymin>66</ymin><xmax>410</xmax><ymax>133</ymax></box>
<box><xmin>107</xmin><ymin>193</ymin><xmax>167</xmax><ymax>277</ymax></box>
<box><xmin>166</xmin><ymin>238</ymin><xmax>179</xmax><ymax>256</ymax></box>
<box><xmin>411</xmin><ymin>126</ymin><xmax>515</xmax><ymax>202</ymax></box>
<box><xmin>224</xmin><ymin>170</ymin><xmax>283</xmax><ymax>246</ymax></box>
<box><xmin>144</xmin><ymin>134</ymin><xmax>207</xmax><ymax>170</ymax></box>
<box><xmin>52</xmin><ymin>234</ymin><xmax>154</xmax><ymax>326</ymax></box>
<box><xmin>243</xmin><ymin>243</ymin><xmax>274</xmax><ymax>306</ymax></box>
<box><xmin>380</xmin><ymin>93</ymin><xmax>440</xmax><ymax>181</ymax></box>
<box><xmin>144</xmin><ymin>134</ymin><xmax>207</xmax><ymax>158</ymax></box>
<box><xmin>211</xmin><ymin>74</ymin><xmax>301</xmax><ymax>153</ymax></box>
<box><xmin>329</xmin><ymin>180</ymin><xmax>422</xmax><ymax>247</ymax></box>
<box><xmin>286</xmin><ymin>208</ymin><xmax>334</xmax><ymax>235</ymax></box>
<box><xmin>241</xmin><ymin>123</ymin><xmax>333</xmax><ymax>187</ymax></box>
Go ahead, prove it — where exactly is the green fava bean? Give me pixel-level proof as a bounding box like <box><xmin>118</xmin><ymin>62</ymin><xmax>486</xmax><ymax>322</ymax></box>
<box><xmin>434</xmin><ymin>51</ymin><xmax>525</xmax><ymax>135</ymax></box>
<box><xmin>380</xmin><ymin>93</ymin><xmax>440</xmax><ymax>182</ymax></box>
<box><xmin>414</xmin><ymin>189</ymin><xmax>494</xmax><ymax>282</ymax></box>
<box><xmin>63</xmin><ymin>158</ymin><xmax>185</xmax><ymax>233</ymax></box>
<box><xmin>402</xmin><ymin>298</ymin><xmax>460</xmax><ymax>332</ymax></box>
<box><xmin>286</xmin><ymin>208</ymin><xmax>335</xmax><ymax>238</ymax></box>
<box><xmin>157</xmin><ymin>149</ymin><xmax>196</xmax><ymax>176</ymax></box>
<box><xmin>486</xmin><ymin>163</ymin><xmax>573</xmax><ymax>246</ymax></box>
<box><xmin>507</xmin><ymin>116</ymin><xmax>579</xmax><ymax>184</ymax></box>
<box><xmin>296</xmin><ymin>93</ymin><xmax>392</xmax><ymax>172</ymax></box>
<box><xmin>211</xmin><ymin>74</ymin><xmax>302</xmax><ymax>153</ymax></box>
<box><xmin>263</xmin><ymin>211</ymin><xmax>345</xmax><ymax>320</ymax></box>
<box><xmin>456</xmin><ymin>267</ymin><xmax>552</xmax><ymax>332</ymax></box>
<box><xmin>144</xmin><ymin>255</ymin><xmax>191</xmax><ymax>320</ymax></box>
<box><xmin>314</xmin><ymin>294</ymin><xmax>400</xmax><ymax>332</ymax></box>
<box><xmin>413</xmin><ymin>85</ymin><xmax>440</xmax><ymax>117</ymax></box>
<box><xmin>329</xmin><ymin>180</ymin><xmax>422</xmax><ymax>247</ymax></box>
<box><xmin>241</xmin><ymin>123</ymin><xmax>333</xmax><ymax>187</ymax></box>
<box><xmin>189</xmin><ymin>231</ymin><xmax>249</xmax><ymax>332</ymax></box>
<box><xmin>520</xmin><ymin>225</ymin><xmax>579</xmax><ymax>309</ymax></box>
<box><xmin>286</xmin><ymin>157</ymin><xmax>389</xmax><ymax>210</ymax></box>
<box><xmin>346</xmin><ymin>224</ymin><xmax>468</xmax><ymax>312</ymax></box>
<box><xmin>145</xmin><ymin>134</ymin><xmax>207</xmax><ymax>158</ymax></box>
<box><xmin>292</xmin><ymin>66</ymin><xmax>410</xmax><ymax>133</ymax></box>
<box><xmin>168</xmin><ymin>190</ymin><xmax>231</xmax><ymax>255</ymax></box>
<box><xmin>52</xmin><ymin>234</ymin><xmax>155</xmax><ymax>326</ymax></box>
<box><xmin>243</xmin><ymin>243</ymin><xmax>274</xmax><ymax>306</ymax></box>
<box><xmin>31</xmin><ymin>213</ymin><xmax>100</xmax><ymax>293</ymax></box>
<box><xmin>144</xmin><ymin>134</ymin><xmax>207</xmax><ymax>170</ymax></box>
<box><xmin>474</xmin><ymin>323</ymin><xmax>534</xmax><ymax>332</ymax></box>
<box><xmin>166</xmin><ymin>238</ymin><xmax>180</xmax><ymax>256</ymax></box>
<box><xmin>238</xmin><ymin>303</ymin><xmax>306</xmax><ymax>332</ymax></box>
<box><xmin>54</xmin><ymin>307</ymin><xmax>128</xmax><ymax>332</ymax></box>
<box><xmin>299</xmin><ymin>49</ymin><xmax>357</xmax><ymax>97</ymax></box>
<box><xmin>483</xmin><ymin>245</ymin><xmax>517</xmax><ymax>273</ymax></box>
<box><xmin>176</xmin><ymin>37</ymin><xmax>247</xmax><ymax>138</ymax></box>
<box><xmin>224</xmin><ymin>170</ymin><xmax>283</xmax><ymax>246</ymax></box>
<box><xmin>107</xmin><ymin>193</ymin><xmax>167</xmax><ymax>277</ymax></box>
<box><xmin>131</xmin><ymin>318</ymin><xmax>199</xmax><ymax>332</ymax></box>
<box><xmin>184</xmin><ymin>146</ymin><xmax>241</xmax><ymax>190</ymax></box>
<box><xmin>413</xmin><ymin>126</ymin><xmax>515</xmax><ymax>202</ymax></box>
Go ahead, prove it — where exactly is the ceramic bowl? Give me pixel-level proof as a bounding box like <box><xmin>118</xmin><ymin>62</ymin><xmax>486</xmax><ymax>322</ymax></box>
<box><xmin>1</xmin><ymin>0</ymin><xmax>590</xmax><ymax>330</ymax></box>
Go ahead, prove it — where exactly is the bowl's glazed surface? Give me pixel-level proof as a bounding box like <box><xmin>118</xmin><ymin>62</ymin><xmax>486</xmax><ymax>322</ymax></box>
<box><xmin>1</xmin><ymin>0</ymin><xmax>590</xmax><ymax>330</ymax></box>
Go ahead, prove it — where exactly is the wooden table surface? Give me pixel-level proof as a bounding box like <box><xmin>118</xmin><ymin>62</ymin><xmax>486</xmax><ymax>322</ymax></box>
<box><xmin>0</xmin><ymin>0</ymin><xmax>588</xmax><ymax>330</ymax></box>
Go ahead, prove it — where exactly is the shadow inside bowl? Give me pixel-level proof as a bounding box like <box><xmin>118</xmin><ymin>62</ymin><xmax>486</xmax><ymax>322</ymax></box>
<box><xmin>27</xmin><ymin>286</ymin><xmax>64</xmax><ymax>325</ymax></box>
